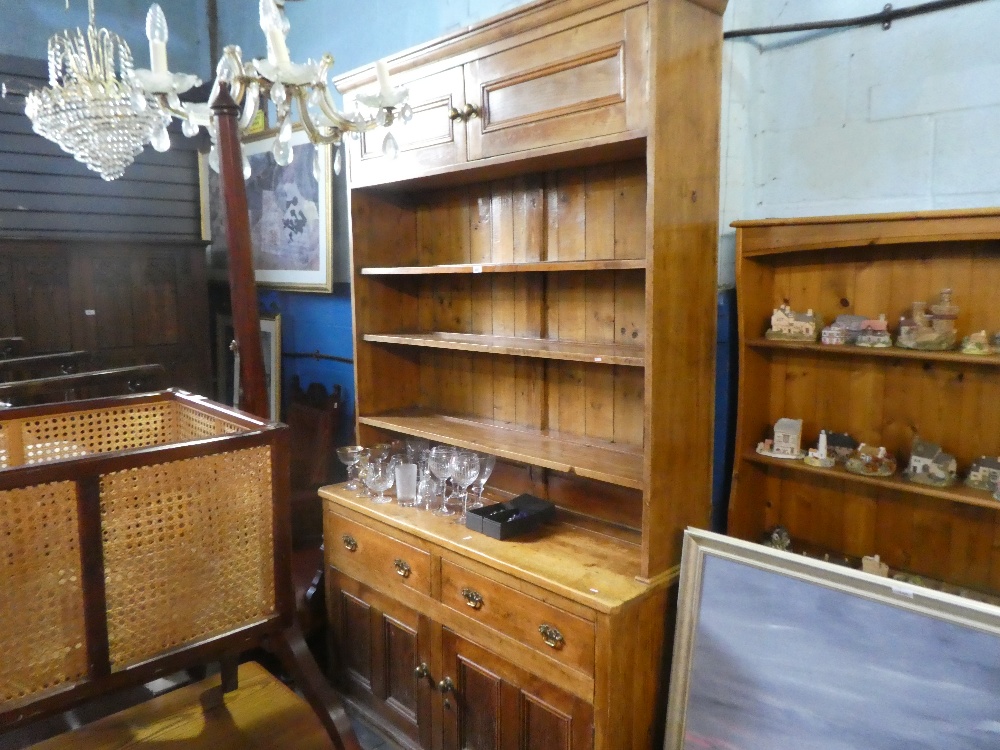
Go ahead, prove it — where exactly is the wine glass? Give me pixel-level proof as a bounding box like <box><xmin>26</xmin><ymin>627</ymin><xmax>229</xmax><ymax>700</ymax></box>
<box><xmin>336</xmin><ymin>445</ymin><xmax>365</xmax><ymax>491</ymax></box>
<box><xmin>352</xmin><ymin>450</ymin><xmax>372</xmax><ymax>497</ymax></box>
<box><xmin>428</xmin><ymin>446</ymin><xmax>456</xmax><ymax>517</ymax></box>
<box><xmin>469</xmin><ymin>453</ymin><xmax>495</xmax><ymax>509</ymax></box>
<box><xmin>362</xmin><ymin>457</ymin><xmax>394</xmax><ymax>504</ymax></box>
<box><xmin>450</xmin><ymin>451</ymin><xmax>480</xmax><ymax>523</ymax></box>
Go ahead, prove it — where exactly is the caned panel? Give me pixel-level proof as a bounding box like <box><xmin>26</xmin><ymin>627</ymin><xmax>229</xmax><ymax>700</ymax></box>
<box><xmin>100</xmin><ymin>446</ymin><xmax>275</xmax><ymax>670</ymax></box>
<box><xmin>408</xmin><ymin>161</ymin><xmax>646</xmax><ymax>267</ymax></box>
<box><xmin>172</xmin><ymin>402</ymin><xmax>246</xmax><ymax>440</ymax></box>
<box><xmin>0</xmin><ymin>482</ymin><xmax>87</xmax><ymax>704</ymax></box>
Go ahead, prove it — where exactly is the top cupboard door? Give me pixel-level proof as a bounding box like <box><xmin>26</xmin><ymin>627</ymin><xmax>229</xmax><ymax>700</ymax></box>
<box><xmin>464</xmin><ymin>7</ymin><xmax>647</xmax><ymax>162</ymax></box>
<box><xmin>346</xmin><ymin>65</ymin><xmax>468</xmax><ymax>187</ymax></box>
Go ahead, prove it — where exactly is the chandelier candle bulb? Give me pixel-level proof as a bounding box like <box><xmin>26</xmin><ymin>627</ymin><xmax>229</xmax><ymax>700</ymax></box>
<box><xmin>260</xmin><ymin>0</ymin><xmax>291</xmax><ymax>65</ymax></box>
<box><xmin>375</xmin><ymin>59</ymin><xmax>394</xmax><ymax>101</ymax></box>
<box><xmin>146</xmin><ymin>4</ymin><xmax>169</xmax><ymax>75</ymax></box>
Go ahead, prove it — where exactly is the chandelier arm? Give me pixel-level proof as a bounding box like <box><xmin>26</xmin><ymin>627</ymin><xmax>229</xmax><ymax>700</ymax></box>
<box><xmin>293</xmin><ymin>90</ymin><xmax>344</xmax><ymax>146</ymax></box>
<box><xmin>314</xmin><ymin>87</ymin><xmax>372</xmax><ymax>132</ymax></box>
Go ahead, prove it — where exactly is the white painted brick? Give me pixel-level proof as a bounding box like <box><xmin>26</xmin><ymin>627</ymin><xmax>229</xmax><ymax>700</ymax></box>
<box><xmin>871</xmin><ymin>65</ymin><xmax>1000</xmax><ymax>121</ymax></box>
<box><xmin>933</xmin><ymin>192</ymin><xmax>1000</xmax><ymax>210</ymax></box>
<box><xmin>751</xmin><ymin>197</ymin><xmax>935</xmax><ymax>221</ymax></box>
<box><xmin>932</xmin><ymin>105</ymin><xmax>1000</xmax><ymax>195</ymax></box>
<box><xmin>755</xmin><ymin>118</ymin><xmax>934</xmax><ymax>206</ymax></box>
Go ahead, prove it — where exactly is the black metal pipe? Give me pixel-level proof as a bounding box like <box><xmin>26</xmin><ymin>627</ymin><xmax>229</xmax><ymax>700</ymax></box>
<box><xmin>282</xmin><ymin>350</ymin><xmax>354</xmax><ymax>365</ymax></box>
<box><xmin>724</xmin><ymin>0</ymin><xmax>990</xmax><ymax>39</ymax></box>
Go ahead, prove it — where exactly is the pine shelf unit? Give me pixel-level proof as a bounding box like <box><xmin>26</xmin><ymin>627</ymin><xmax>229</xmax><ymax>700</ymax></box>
<box><xmin>729</xmin><ymin>208</ymin><xmax>1000</xmax><ymax>596</ymax></box>
<box><xmin>360</xmin><ymin>258</ymin><xmax>646</xmax><ymax>275</ymax></box>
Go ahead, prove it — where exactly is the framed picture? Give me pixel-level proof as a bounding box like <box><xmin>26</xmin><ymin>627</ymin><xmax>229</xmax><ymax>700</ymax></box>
<box><xmin>198</xmin><ymin>128</ymin><xmax>333</xmax><ymax>292</ymax></box>
<box><xmin>665</xmin><ymin>529</ymin><xmax>1000</xmax><ymax>750</ymax></box>
<box><xmin>217</xmin><ymin>313</ymin><xmax>282</xmax><ymax>421</ymax></box>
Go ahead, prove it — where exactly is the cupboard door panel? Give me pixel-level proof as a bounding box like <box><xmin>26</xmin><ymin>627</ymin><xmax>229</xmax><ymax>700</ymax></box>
<box><xmin>13</xmin><ymin>254</ymin><xmax>73</xmax><ymax>353</ymax></box>
<box><xmin>466</xmin><ymin>10</ymin><xmax>645</xmax><ymax>161</ymax></box>
<box><xmin>442</xmin><ymin>629</ymin><xmax>593</xmax><ymax>750</ymax></box>
<box><xmin>346</xmin><ymin>66</ymin><xmax>467</xmax><ymax>187</ymax></box>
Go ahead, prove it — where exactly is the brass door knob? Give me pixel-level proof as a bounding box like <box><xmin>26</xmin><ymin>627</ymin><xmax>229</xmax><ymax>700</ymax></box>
<box><xmin>341</xmin><ymin>534</ymin><xmax>357</xmax><ymax>552</ymax></box>
<box><xmin>447</xmin><ymin>106</ymin><xmax>463</xmax><ymax>121</ymax></box>
<box><xmin>414</xmin><ymin>662</ymin><xmax>429</xmax><ymax>679</ymax></box>
<box><xmin>461</xmin><ymin>587</ymin><xmax>483</xmax><ymax>609</ymax></box>
<box><xmin>394</xmin><ymin>558</ymin><xmax>411</xmax><ymax>578</ymax></box>
<box><xmin>438</xmin><ymin>676</ymin><xmax>454</xmax><ymax>694</ymax></box>
<box><xmin>538</xmin><ymin>623</ymin><xmax>564</xmax><ymax>649</ymax></box>
<box><xmin>461</xmin><ymin>103</ymin><xmax>479</xmax><ymax>120</ymax></box>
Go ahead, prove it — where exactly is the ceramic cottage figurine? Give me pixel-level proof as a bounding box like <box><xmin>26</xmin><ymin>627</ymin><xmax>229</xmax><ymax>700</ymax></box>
<box><xmin>766</xmin><ymin>304</ymin><xmax>821</xmax><ymax>342</ymax></box>
<box><xmin>826</xmin><ymin>431</ymin><xmax>859</xmax><ymax>464</ymax></box>
<box><xmin>804</xmin><ymin>429</ymin><xmax>835</xmax><ymax>467</ymax></box>
<box><xmin>897</xmin><ymin>288</ymin><xmax>959</xmax><ymax>351</ymax></box>
<box><xmin>821</xmin><ymin>314</ymin><xmax>867</xmax><ymax>346</ymax></box>
<box><xmin>904</xmin><ymin>436</ymin><xmax>957</xmax><ymax>487</ymax></box>
<box><xmin>854</xmin><ymin>314</ymin><xmax>893</xmax><ymax>348</ymax></box>
<box><xmin>966</xmin><ymin>456</ymin><xmax>1000</xmax><ymax>492</ymax></box>
<box><xmin>756</xmin><ymin>418</ymin><xmax>805</xmax><ymax>459</ymax></box>
<box><xmin>960</xmin><ymin>330</ymin><xmax>994</xmax><ymax>355</ymax></box>
<box><xmin>845</xmin><ymin>443</ymin><xmax>897</xmax><ymax>477</ymax></box>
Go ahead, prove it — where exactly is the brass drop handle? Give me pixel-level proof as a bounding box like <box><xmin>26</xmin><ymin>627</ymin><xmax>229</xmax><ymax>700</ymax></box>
<box><xmin>461</xmin><ymin>103</ymin><xmax>479</xmax><ymax>120</ymax></box>
<box><xmin>394</xmin><ymin>558</ymin><xmax>411</xmax><ymax>578</ymax></box>
<box><xmin>447</xmin><ymin>106</ymin><xmax>463</xmax><ymax>121</ymax></box>
<box><xmin>461</xmin><ymin>587</ymin><xmax>483</xmax><ymax>610</ymax></box>
<box><xmin>414</xmin><ymin>662</ymin><xmax>429</xmax><ymax>679</ymax></box>
<box><xmin>538</xmin><ymin>623</ymin><xmax>565</xmax><ymax>649</ymax></box>
<box><xmin>342</xmin><ymin>534</ymin><xmax>357</xmax><ymax>552</ymax></box>
<box><xmin>438</xmin><ymin>676</ymin><xmax>454</xmax><ymax>694</ymax></box>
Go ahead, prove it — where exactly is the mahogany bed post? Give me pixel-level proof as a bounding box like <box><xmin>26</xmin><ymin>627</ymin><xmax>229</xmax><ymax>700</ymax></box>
<box><xmin>210</xmin><ymin>83</ymin><xmax>361</xmax><ymax>750</ymax></box>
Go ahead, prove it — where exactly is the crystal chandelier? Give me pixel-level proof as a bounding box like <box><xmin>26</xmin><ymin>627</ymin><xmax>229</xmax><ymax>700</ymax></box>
<box><xmin>24</xmin><ymin>0</ymin><xmax>165</xmax><ymax>180</ymax></box>
<box><xmin>23</xmin><ymin>0</ymin><xmax>409</xmax><ymax>182</ymax></box>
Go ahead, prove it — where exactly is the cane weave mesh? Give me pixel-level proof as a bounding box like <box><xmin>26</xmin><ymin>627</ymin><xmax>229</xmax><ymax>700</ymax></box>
<box><xmin>0</xmin><ymin>482</ymin><xmax>87</xmax><ymax>704</ymax></box>
<box><xmin>5</xmin><ymin>402</ymin><xmax>248</xmax><ymax>469</ymax></box>
<box><xmin>100</xmin><ymin>445</ymin><xmax>276</xmax><ymax>670</ymax></box>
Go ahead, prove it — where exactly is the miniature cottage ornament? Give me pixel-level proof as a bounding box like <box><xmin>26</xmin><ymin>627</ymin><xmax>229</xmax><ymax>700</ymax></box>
<box><xmin>804</xmin><ymin>429</ymin><xmax>835</xmax><ymax>467</ymax></box>
<box><xmin>821</xmin><ymin>314</ymin><xmax>866</xmax><ymax>346</ymax></box>
<box><xmin>854</xmin><ymin>314</ymin><xmax>892</xmax><ymax>348</ymax></box>
<box><xmin>766</xmin><ymin>304</ymin><xmax>821</xmax><ymax>342</ymax></box>
<box><xmin>960</xmin><ymin>330</ymin><xmax>993</xmax><ymax>355</ymax></box>
<box><xmin>845</xmin><ymin>443</ymin><xmax>897</xmax><ymax>477</ymax></box>
<box><xmin>904</xmin><ymin>436</ymin><xmax>957</xmax><ymax>487</ymax></box>
<box><xmin>826</xmin><ymin>431</ymin><xmax>859</xmax><ymax>464</ymax></box>
<box><xmin>862</xmin><ymin>554</ymin><xmax>890</xmax><ymax>577</ymax></box>
<box><xmin>897</xmin><ymin>288</ymin><xmax>959</xmax><ymax>351</ymax></box>
<box><xmin>966</xmin><ymin>456</ymin><xmax>1000</xmax><ymax>492</ymax></box>
<box><xmin>756</xmin><ymin>418</ymin><xmax>805</xmax><ymax>459</ymax></box>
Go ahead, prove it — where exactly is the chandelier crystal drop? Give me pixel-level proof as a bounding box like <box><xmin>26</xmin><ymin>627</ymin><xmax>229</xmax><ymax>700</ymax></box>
<box><xmin>24</xmin><ymin>0</ymin><xmax>161</xmax><ymax>180</ymax></box>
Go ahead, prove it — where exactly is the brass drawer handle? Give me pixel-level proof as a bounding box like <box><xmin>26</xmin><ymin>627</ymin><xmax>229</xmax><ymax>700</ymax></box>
<box><xmin>341</xmin><ymin>534</ymin><xmax>357</xmax><ymax>552</ymax></box>
<box><xmin>461</xmin><ymin>587</ymin><xmax>483</xmax><ymax>610</ymax></box>
<box><xmin>538</xmin><ymin>624</ymin><xmax>564</xmax><ymax>649</ymax></box>
<box><xmin>394</xmin><ymin>558</ymin><xmax>411</xmax><ymax>578</ymax></box>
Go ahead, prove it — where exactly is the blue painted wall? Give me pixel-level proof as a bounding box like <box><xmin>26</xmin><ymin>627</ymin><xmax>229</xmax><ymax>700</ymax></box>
<box><xmin>0</xmin><ymin>1</ymin><xmax>212</xmax><ymax>79</ymax></box>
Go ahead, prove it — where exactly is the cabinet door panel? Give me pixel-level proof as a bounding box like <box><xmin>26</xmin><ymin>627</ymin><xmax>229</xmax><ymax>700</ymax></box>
<box><xmin>13</xmin><ymin>254</ymin><xmax>73</xmax><ymax>353</ymax></box>
<box><xmin>465</xmin><ymin>9</ymin><xmax>646</xmax><ymax>161</ymax></box>
<box><xmin>346</xmin><ymin>66</ymin><xmax>467</xmax><ymax>187</ymax></box>
<box><xmin>442</xmin><ymin>629</ymin><xmax>593</xmax><ymax>750</ymax></box>
<box><xmin>0</xmin><ymin>255</ymin><xmax>15</xmax><ymax>338</ymax></box>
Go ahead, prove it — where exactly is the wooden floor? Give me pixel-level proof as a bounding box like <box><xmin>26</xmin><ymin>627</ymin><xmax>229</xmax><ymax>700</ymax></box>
<box><xmin>27</xmin><ymin>663</ymin><xmax>334</xmax><ymax>750</ymax></box>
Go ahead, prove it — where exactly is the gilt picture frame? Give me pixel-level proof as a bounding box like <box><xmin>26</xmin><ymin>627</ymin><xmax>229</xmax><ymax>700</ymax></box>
<box><xmin>198</xmin><ymin>127</ymin><xmax>333</xmax><ymax>292</ymax></box>
<box><xmin>665</xmin><ymin>529</ymin><xmax>1000</xmax><ymax>750</ymax></box>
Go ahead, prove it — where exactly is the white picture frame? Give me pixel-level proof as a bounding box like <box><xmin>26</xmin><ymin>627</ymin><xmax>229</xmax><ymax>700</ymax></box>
<box><xmin>219</xmin><ymin>313</ymin><xmax>282</xmax><ymax>421</ymax></box>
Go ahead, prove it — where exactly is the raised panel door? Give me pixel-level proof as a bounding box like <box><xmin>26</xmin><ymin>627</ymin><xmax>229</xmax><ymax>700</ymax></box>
<box><xmin>327</xmin><ymin>571</ymin><xmax>433</xmax><ymax>749</ymax></box>
<box><xmin>12</xmin><ymin>253</ymin><xmax>73</xmax><ymax>353</ymax></box>
<box><xmin>0</xmin><ymin>255</ymin><xmax>14</xmax><ymax>338</ymax></box>
<box><xmin>441</xmin><ymin>628</ymin><xmax>593</xmax><ymax>750</ymax></box>
<box><xmin>464</xmin><ymin>8</ymin><xmax>647</xmax><ymax>161</ymax></box>
<box><xmin>345</xmin><ymin>65</ymin><xmax>468</xmax><ymax>188</ymax></box>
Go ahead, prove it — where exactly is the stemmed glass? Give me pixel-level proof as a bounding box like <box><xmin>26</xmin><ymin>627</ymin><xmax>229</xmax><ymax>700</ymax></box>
<box><xmin>450</xmin><ymin>451</ymin><xmax>480</xmax><ymax>523</ymax></box>
<box><xmin>469</xmin><ymin>453</ymin><xmax>495</xmax><ymax>510</ymax></box>
<box><xmin>428</xmin><ymin>446</ymin><xmax>456</xmax><ymax>517</ymax></box>
<box><xmin>362</xmin><ymin>457</ymin><xmax>395</xmax><ymax>504</ymax></box>
<box><xmin>336</xmin><ymin>445</ymin><xmax>365</xmax><ymax>492</ymax></box>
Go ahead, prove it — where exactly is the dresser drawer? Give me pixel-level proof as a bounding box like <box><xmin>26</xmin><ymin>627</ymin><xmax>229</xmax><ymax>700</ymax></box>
<box><xmin>440</xmin><ymin>559</ymin><xmax>595</xmax><ymax>675</ymax></box>
<box><xmin>326</xmin><ymin>512</ymin><xmax>431</xmax><ymax>598</ymax></box>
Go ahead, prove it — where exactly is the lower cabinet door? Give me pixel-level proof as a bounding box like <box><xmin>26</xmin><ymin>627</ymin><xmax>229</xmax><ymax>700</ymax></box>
<box><xmin>328</xmin><ymin>570</ymin><xmax>434</xmax><ymax>749</ymax></box>
<box><xmin>441</xmin><ymin>628</ymin><xmax>594</xmax><ymax>750</ymax></box>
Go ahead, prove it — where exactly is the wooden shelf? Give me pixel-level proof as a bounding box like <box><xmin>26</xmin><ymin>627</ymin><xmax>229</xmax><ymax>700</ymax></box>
<box><xmin>360</xmin><ymin>259</ymin><xmax>646</xmax><ymax>276</ymax></box>
<box><xmin>746</xmin><ymin>452</ymin><xmax>1000</xmax><ymax>511</ymax></box>
<box><xmin>359</xmin><ymin>411</ymin><xmax>644</xmax><ymax>490</ymax></box>
<box><xmin>363</xmin><ymin>332</ymin><xmax>645</xmax><ymax>366</ymax></box>
<box><xmin>747</xmin><ymin>338</ymin><xmax>1000</xmax><ymax>367</ymax></box>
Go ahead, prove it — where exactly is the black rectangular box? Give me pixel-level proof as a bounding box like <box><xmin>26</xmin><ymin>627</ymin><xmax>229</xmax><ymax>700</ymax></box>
<box><xmin>465</xmin><ymin>494</ymin><xmax>555</xmax><ymax>539</ymax></box>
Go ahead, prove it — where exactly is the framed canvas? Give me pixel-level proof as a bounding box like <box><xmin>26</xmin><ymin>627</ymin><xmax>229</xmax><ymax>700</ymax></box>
<box><xmin>198</xmin><ymin>128</ymin><xmax>333</xmax><ymax>292</ymax></box>
<box><xmin>219</xmin><ymin>313</ymin><xmax>282</xmax><ymax>421</ymax></box>
<box><xmin>665</xmin><ymin>529</ymin><xmax>1000</xmax><ymax>750</ymax></box>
